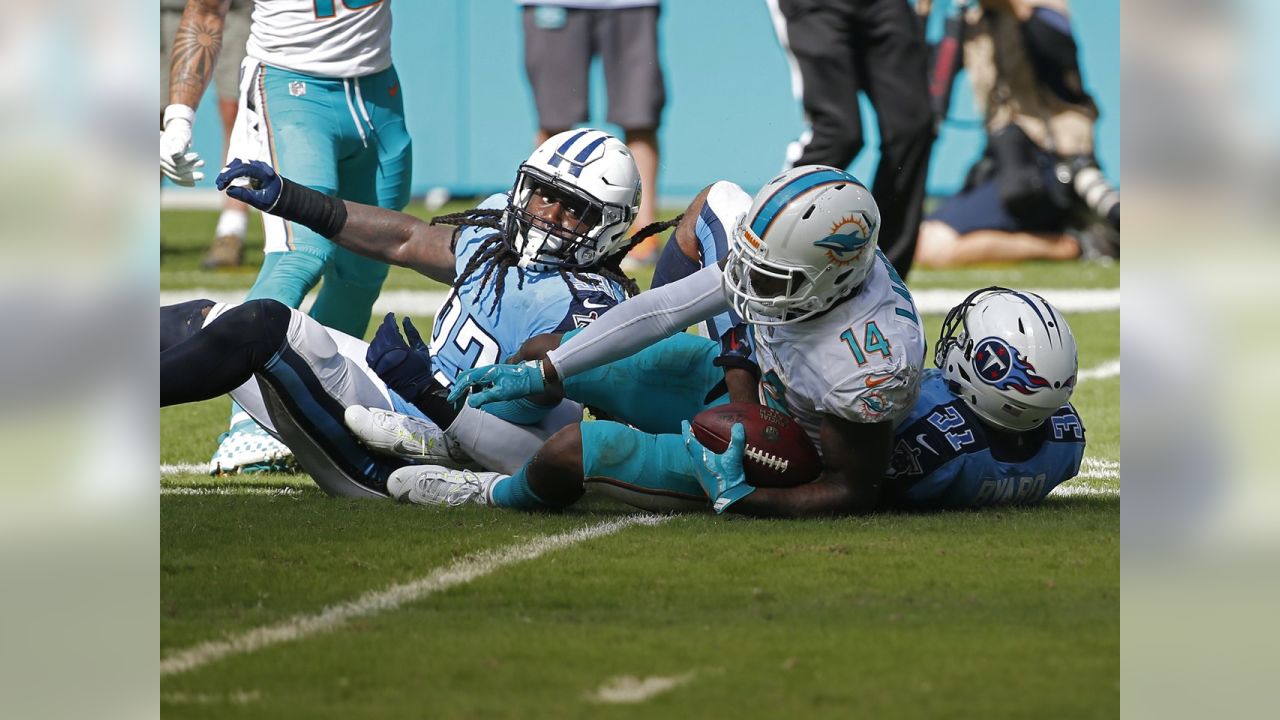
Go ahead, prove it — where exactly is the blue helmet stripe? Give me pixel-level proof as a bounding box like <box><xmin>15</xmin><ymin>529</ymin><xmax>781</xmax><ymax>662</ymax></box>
<box><xmin>750</xmin><ymin>169</ymin><xmax>860</xmax><ymax>238</ymax></box>
<box><xmin>568</xmin><ymin>134</ymin><xmax>608</xmax><ymax>177</ymax></box>
<box><xmin>547</xmin><ymin>129</ymin><xmax>591</xmax><ymax>168</ymax></box>
<box><xmin>1010</xmin><ymin>290</ymin><xmax>1054</xmax><ymax>339</ymax></box>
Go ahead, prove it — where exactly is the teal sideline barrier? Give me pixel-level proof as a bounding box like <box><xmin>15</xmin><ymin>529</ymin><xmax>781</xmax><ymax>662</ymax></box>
<box><xmin>171</xmin><ymin>0</ymin><xmax>1118</xmax><ymax>200</ymax></box>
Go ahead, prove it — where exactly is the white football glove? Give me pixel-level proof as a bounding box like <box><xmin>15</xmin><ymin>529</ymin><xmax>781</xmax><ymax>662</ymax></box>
<box><xmin>160</xmin><ymin>104</ymin><xmax>205</xmax><ymax>186</ymax></box>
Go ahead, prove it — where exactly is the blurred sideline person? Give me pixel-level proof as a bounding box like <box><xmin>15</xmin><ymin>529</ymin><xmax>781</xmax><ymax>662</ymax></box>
<box><xmin>161</xmin><ymin>130</ymin><xmax>677</xmax><ymax>496</ymax></box>
<box><xmin>914</xmin><ymin>0</ymin><xmax>1119</xmax><ymax>268</ymax></box>
<box><xmin>357</xmin><ymin>287</ymin><xmax>1087</xmax><ymax>513</ymax></box>
<box><xmin>162</xmin><ymin>0</ymin><xmax>413</xmax><ymax>473</ymax></box>
<box><xmin>766</xmin><ymin>0</ymin><xmax>934</xmax><ymax>278</ymax></box>
<box><xmin>520</xmin><ymin>0</ymin><xmax>666</xmax><ymax>268</ymax></box>
<box><xmin>160</xmin><ymin>0</ymin><xmax>253</xmax><ymax>269</ymax></box>
<box><xmin>393</xmin><ymin>166</ymin><xmax>930</xmax><ymax>517</ymax></box>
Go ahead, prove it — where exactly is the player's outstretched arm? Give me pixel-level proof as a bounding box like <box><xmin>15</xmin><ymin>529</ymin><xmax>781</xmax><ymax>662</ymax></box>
<box><xmin>729</xmin><ymin>415</ymin><xmax>893</xmax><ymax>518</ymax></box>
<box><xmin>216</xmin><ymin>159</ymin><xmax>457</xmax><ymax>284</ymax></box>
<box><xmin>339</xmin><ymin>201</ymin><xmax>457</xmax><ymax>284</ymax></box>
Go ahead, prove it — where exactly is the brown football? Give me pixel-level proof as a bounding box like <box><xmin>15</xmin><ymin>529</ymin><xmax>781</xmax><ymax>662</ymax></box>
<box><xmin>690</xmin><ymin>403</ymin><xmax>822</xmax><ymax>488</ymax></box>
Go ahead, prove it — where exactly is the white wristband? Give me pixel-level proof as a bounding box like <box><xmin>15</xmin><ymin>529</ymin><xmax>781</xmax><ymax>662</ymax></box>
<box><xmin>163</xmin><ymin>104</ymin><xmax>196</xmax><ymax>129</ymax></box>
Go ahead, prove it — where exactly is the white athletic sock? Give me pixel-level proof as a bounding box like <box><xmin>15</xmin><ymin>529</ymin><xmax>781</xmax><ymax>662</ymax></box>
<box><xmin>445</xmin><ymin>404</ymin><xmax>552</xmax><ymax>475</ymax></box>
<box><xmin>215</xmin><ymin>208</ymin><xmax>248</xmax><ymax>238</ymax></box>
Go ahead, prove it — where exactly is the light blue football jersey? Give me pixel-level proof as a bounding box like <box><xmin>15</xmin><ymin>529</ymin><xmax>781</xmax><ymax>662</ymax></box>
<box><xmin>427</xmin><ymin>193</ymin><xmax>628</xmax><ymax>387</ymax></box>
<box><xmin>885</xmin><ymin>369</ymin><xmax>1086</xmax><ymax>509</ymax></box>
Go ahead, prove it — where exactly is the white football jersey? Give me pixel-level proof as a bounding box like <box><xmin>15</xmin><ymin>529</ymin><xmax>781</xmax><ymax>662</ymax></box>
<box><xmin>752</xmin><ymin>252</ymin><xmax>927</xmax><ymax>449</ymax></box>
<box><xmin>246</xmin><ymin>0</ymin><xmax>393</xmax><ymax>78</ymax></box>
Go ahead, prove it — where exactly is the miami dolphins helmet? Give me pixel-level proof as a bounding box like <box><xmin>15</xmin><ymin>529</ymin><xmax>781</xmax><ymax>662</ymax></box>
<box><xmin>504</xmin><ymin>128</ymin><xmax>641</xmax><ymax>269</ymax></box>
<box><xmin>723</xmin><ymin>166</ymin><xmax>880</xmax><ymax>325</ymax></box>
<box><xmin>936</xmin><ymin>287</ymin><xmax>1079</xmax><ymax>432</ymax></box>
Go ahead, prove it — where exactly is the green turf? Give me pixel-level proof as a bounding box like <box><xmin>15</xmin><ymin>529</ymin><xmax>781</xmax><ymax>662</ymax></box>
<box><xmin>160</xmin><ymin>207</ymin><xmax>1119</xmax><ymax>718</ymax></box>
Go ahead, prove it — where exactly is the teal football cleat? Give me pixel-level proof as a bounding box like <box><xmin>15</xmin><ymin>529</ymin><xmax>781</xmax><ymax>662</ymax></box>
<box><xmin>208</xmin><ymin>419</ymin><xmax>297</xmax><ymax>475</ymax></box>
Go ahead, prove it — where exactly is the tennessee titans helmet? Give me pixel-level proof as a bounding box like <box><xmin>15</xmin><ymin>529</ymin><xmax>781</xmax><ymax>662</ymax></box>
<box><xmin>936</xmin><ymin>287</ymin><xmax>1079</xmax><ymax>432</ymax></box>
<box><xmin>505</xmin><ymin>128</ymin><xmax>641</xmax><ymax>269</ymax></box>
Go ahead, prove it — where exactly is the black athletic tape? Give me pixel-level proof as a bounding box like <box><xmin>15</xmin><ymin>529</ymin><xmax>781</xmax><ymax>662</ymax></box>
<box><xmin>274</xmin><ymin>178</ymin><xmax>349</xmax><ymax>239</ymax></box>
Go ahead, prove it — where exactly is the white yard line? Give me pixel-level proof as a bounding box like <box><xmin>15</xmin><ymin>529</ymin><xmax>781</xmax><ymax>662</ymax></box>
<box><xmin>1080</xmin><ymin>458</ymin><xmax>1120</xmax><ymax>481</ymax></box>
<box><xmin>911</xmin><ymin>288</ymin><xmax>1120</xmax><ymax>314</ymax></box>
<box><xmin>162</xmin><ymin>690</ymin><xmax>261</xmax><ymax>706</ymax></box>
<box><xmin>161</xmin><ymin>287</ymin><xmax>1120</xmax><ymax>316</ymax></box>
<box><xmin>161</xmin><ymin>463</ymin><xmax>209</xmax><ymax>476</ymax></box>
<box><xmin>160</xmin><ymin>514</ymin><xmax>673</xmax><ymax>678</ymax></box>
<box><xmin>587</xmin><ymin>672</ymin><xmax>698</xmax><ymax>704</ymax></box>
<box><xmin>161</xmin><ymin>486</ymin><xmax>305</xmax><ymax>497</ymax></box>
<box><xmin>1051</xmin><ymin>484</ymin><xmax>1118</xmax><ymax>497</ymax></box>
<box><xmin>1078</xmin><ymin>359</ymin><xmax>1120</xmax><ymax>383</ymax></box>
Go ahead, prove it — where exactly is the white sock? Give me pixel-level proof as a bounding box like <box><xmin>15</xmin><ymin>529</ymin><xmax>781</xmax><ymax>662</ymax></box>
<box><xmin>445</xmin><ymin>404</ymin><xmax>552</xmax><ymax>475</ymax></box>
<box><xmin>215</xmin><ymin>208</ymin><xmax>248</xmax><ymax>238</ymax></box>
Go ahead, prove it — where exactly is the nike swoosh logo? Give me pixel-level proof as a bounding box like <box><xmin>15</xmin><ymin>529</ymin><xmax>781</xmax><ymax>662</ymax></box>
<box><xmin>391</xmin><ymin>436</ymin><xmax>426</xmax><ymax>457</ymax></box>
<box><xmin>865</xmin><ymin>373</ymin><xmax>896</xmax><ymax>388</ymax></box>
<box><xmin>916</xmin><ymin>434</ymin><xmax>936</xmax><ymax>454</ymax></box>
<box><xmin>581</xmin><ymin>299</ymin><xmax>611</xmax><ymax>309</ymax></box>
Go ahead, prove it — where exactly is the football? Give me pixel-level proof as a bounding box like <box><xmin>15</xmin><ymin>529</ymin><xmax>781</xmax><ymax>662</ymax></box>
<box><xmin>690</xmin><ymin>403</ymin><xmax>822</xmax><ymax>488</ymax></box>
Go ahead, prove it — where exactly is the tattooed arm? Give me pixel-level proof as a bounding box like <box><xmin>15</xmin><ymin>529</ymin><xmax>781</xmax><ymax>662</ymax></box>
<box><xmin>167</xmin><ymin>0</ymin><xmax>232</xmax><ymax>109</ymax></box>
<box><xmin>161</xmin><ymin>0</ymin><xmax>231</xmax><ymax>185</ymax></box>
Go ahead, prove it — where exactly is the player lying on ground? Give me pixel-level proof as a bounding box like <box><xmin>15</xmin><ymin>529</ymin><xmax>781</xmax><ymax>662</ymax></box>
<box><xmin>372</xmin><ymin>166</ymin><xmax>932</xmax><ymax>517</ymax></box>
<box><xmin>162</xmin><ymin>129</ymin><xmax>677</xmax><ymax>496</ymax></box>
<box><xmin>360</xmin><ymin>286</ymin><xmax>1086</xmax><ymax>512</ymax></box>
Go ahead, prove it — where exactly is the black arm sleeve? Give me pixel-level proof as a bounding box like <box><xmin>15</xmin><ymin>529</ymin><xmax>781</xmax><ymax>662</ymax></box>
<box><xmin>272</xmin><ymin>178</ymin><xmax>349</xmax><ymax>239</ymax></box>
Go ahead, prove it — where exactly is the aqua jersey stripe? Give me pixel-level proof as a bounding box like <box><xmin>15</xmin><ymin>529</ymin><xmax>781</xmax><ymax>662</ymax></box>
<box><xmin>750</xmin><ymin>169</ymin><xmax>860</xmax><ymax>238</ymax></box>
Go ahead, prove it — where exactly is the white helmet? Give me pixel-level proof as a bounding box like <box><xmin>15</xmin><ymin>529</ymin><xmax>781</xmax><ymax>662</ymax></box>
<box><xmin>936</xmin><ymin>287</ymin><xmax>1079</xmax><ymax>432</ymax></box>
<box><xmin>723</xmin><ymin>166</ymin><xmax>880</xmax><ymax>325</ymax></box>
<box><xmin>504</xmin><ymin>128</ymin><xmax>641</xmax><ymax>269</ymax></box>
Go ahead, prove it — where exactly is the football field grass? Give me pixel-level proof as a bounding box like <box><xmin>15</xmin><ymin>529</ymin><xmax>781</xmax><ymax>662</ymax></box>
<box><xmin>160</xmin><ymin>207</ymin><xmax>1119</xmax><ymax>718</ymax></box>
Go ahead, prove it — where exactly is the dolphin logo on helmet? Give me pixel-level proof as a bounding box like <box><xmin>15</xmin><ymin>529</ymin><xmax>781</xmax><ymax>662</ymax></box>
<box><xmin>814</xmin><ymin>211</ymin><xmax>875</xmax><ymax>265</ymax></box>
<box><xmin>723</xmin><ymin>166</ymin><xmax>882</xmax><ymax>326</ymax></box>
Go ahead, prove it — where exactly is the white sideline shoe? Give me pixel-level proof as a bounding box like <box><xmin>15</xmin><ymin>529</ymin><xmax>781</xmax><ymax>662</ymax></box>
<box><xmin>386</xmin><ymin>466</ymin><xmax>502</xmax><ymax>507</ymax></box>
<box><xmin>209</xmin><ymin>420</ymin><xmax>297</xmax><ymax>475</ymax></box>
<box><xmin>344</xmin><ymin>406</ymin><xmax>471</xmax><ymax>467</ymax></box>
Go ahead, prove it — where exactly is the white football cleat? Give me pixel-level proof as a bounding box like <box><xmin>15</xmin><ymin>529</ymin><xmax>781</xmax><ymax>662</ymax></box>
<box><xmin>343</xmin><ymin>406</ymin><xmax>473</xmax><ymax>467</ymax></box>
<box><xmin>386</xmin><ymin>465</ymin><xmax>503</xmax><ymax>507</ymax></box>
<box><xmin>209</xmin><ymin>420</ymin><xmax>297</xmax><ymax>475</ymax></box>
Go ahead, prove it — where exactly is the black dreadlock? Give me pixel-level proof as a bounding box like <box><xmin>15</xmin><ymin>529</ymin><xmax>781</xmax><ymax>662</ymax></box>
<box><xmin>597</xmin><ymin>214</ymin><xmax>684</xmax><ymax>297</ymax></box>
<box><xmin>430</xmin><ymin>208</ymin><xmax>523</xmax><ymax>314</ymax></box>
<box><xmin>430</xmin><ymin>207</ymin><xmax>685</xmax><ymax>313</ymax></box>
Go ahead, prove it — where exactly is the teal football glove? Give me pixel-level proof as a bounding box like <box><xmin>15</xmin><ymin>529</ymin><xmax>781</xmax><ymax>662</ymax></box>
<box><xmin>447</xmin><ymin>360</ymin><xmax>546</xmax><ymax>408</ymax></box>
<box><xmin>682</xmin><ymin>420</ymin><xmax>755</xmax><ymax>514</ymax></box>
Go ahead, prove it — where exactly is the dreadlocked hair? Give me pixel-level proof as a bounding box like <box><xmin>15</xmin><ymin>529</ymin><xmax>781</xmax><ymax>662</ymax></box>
<box><xmin>600</xmin><ymin>214</ymin><xmax>684</xmax><ymax>297</ymax></box>
<box><xmin>430</xmin><ymin>208</ymin><xmax>527</xmax><ymax>315</ymax></box>
<box><xmin>429</xmin><ymin>207</ymin><xmax>683</xmax><ymax>314</ymax></box>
